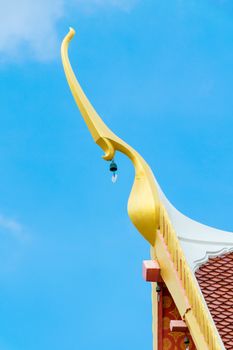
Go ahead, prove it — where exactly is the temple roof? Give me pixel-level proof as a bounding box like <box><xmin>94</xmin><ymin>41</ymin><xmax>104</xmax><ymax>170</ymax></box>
<box><xmin>61</xmin><ymin>29</ymin><xmax>233</xmax><ymax>350</ymax></box>
<box><xmin>195</xmin><ymin>252</ymin><xmax>233</xmax><ymax>350</ymax></box>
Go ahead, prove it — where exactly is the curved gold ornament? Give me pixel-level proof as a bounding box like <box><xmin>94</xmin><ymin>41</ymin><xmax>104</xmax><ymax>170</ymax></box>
<box><xmin>61</xmin><ymin>28</ymin><xmax>160</xmax><ymax>245</ymax></box>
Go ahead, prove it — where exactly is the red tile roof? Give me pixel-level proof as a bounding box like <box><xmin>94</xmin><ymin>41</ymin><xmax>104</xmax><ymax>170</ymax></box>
<box><xmin>195</xmin><ymin>251</ymin><xmax>233</xmax><ymax>350</ymax></box>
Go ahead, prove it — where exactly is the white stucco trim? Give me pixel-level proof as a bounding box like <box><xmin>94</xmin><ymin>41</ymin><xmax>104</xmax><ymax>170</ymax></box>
<box><xmin>193</xmin><ymin>247</ymin><xmax>233</xmax><ymax>272</ymax></box>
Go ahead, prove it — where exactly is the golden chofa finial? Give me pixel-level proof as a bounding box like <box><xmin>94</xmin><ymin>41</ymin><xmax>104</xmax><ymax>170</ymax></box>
<box><xmin>61</xmin><ymin>28</ymin><xmax>161</xmax><ymax>245</ymax></box>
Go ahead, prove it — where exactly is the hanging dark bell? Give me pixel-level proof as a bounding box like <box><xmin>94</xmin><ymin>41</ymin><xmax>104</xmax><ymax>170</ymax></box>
<box><xmin>184</xmin><ymin>336</ymin><xmax>190</xmax><ymax>345</ymax></box>
<box><xmin>110</xmin><ymin>160</ymin><xmax>118</xmax><ymax>172</ymax></box>
<box><xmin>156</xmin><ymin>284</ymin><xmax>161</xmax><ymax>293</ymax></box>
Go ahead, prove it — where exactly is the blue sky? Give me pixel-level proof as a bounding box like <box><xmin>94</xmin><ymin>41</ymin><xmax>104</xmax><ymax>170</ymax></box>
<box><xmin>0</xmin><ymin>1</ymin><xmax>233</xmax><ymax>349</ymax></box>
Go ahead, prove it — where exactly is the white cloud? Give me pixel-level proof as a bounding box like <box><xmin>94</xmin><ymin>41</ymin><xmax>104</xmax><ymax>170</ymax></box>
<box><xmin>0</xmin><ymin>214</ymin><xmax>27</xmax><ymax>240</ymax></box>
<box><xmin>0</xmin><ymin>214</ymin><xmax>32</xmax><ymax>276</ymax></box>
<box><xmin>0</xmin><ymin>0</ymin><xmax>138</xmax><ymax>62</ymax></box>
<box><xmin>0</xmin><ymin>0</ymin><xmax>63</xmax><ymax>62</ymax></box>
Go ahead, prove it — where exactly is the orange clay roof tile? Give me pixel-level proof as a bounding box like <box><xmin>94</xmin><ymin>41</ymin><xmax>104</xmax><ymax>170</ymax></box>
<box><xmin>195</xmin><ymin>251</ymin><xmax>233</xmax><ymax>350</ymax></box>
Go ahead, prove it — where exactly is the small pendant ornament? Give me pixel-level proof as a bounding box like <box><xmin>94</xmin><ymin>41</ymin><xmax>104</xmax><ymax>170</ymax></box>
<box><xmin>109</xmin><ymin>159</ymin><xmax>118</xmax><ymax>183</ymax></box>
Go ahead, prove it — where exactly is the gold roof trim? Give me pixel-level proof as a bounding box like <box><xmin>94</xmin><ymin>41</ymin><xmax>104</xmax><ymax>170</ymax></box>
<box><xmin>61</xmin><ymin>28</ymin><xmax>223</xmax><ymax>350</ymax></box>
<box><xmin>61</xmin><ymin>28</ymin><xmax>160</xmax><ymax>246</ymax></box>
